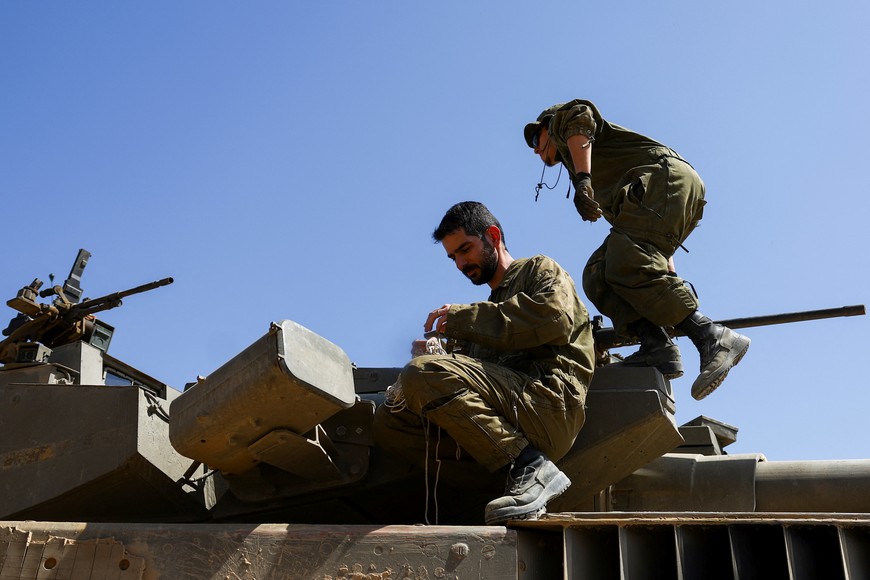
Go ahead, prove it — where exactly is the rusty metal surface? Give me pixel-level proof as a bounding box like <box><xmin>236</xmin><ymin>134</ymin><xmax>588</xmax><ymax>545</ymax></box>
<box><xmin>0</xmin><ymin>526</ymin><xmax>145</xmax><ymax>579</ymax></box>
<box><xmin>6</xmin><ymin>515</ymin><xmax>869</xmax><ymax>579</ymax></box>
<box><xmin>0</xmin><ymin>522</ymin><xmax>517</xmax><ymax>580</ymax></box>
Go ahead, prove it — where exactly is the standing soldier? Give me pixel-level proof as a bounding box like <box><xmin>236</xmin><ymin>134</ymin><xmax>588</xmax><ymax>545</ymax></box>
<box><xmin>524</xmin><ymin>99</ymin><xmax>749</xmax><ymax>399</ymax></box>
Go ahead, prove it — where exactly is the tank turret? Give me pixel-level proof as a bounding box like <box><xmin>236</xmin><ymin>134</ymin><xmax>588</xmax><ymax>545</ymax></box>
<box><xmin>0</xmin><ymin>250</ymin><xmax>208</xmax><ymax>523</ymax></box>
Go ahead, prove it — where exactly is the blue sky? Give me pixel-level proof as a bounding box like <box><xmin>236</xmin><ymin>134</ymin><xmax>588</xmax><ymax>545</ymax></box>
<box><xmin>2</xmin><ymin>2</ymin><xmax>868</xmax><ymax>462</ymax></box>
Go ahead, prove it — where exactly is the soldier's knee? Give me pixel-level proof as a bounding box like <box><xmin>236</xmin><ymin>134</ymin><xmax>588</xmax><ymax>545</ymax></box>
<box><xmin>604</xmin><ymin>234</ymin><xmax>666</xmax><ymax>287</ymax></box>
<box><xmin>398</xmin><ymin>358</ymin><xmax>434</xmax><ymax>413</ymax></box>
<box><xmin>398</xmin><ymin>358</ymin><xmax>426</xmax><ymax>396</ymax></box>
<box><xmin>399</xmin><ymin>355</ymin><xmax>459</xmax><ymax>413</ymax></box>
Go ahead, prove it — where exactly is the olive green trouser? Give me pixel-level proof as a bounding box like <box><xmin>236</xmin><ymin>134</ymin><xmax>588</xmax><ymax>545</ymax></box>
<box><xmin>583</xmin><ymin>156</ymin><xmax>705</xmax><ymax>335</ymax></box>
<box><xmin>372</xmin><ymin>353</ymin><xmax>586</xmax><ymax>479</ymax></box>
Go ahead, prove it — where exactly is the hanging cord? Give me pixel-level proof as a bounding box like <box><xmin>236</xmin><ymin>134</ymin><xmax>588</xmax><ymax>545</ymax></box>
<box><xmin>534</xmin><ymin>161</ymin><xmax>565</xmax><ymax>202</ymax></box>
<box><xmin>383</xmin><ymin>379</ymin><xmax>408</xmax><ymax>413</ymax></box>
<box><xmin>422</xmin><ymin>417</ymin><xmax>443</xmax><ymax>525</ymax></box>
<box><xmin>509</xmin><ymin>397</ymin><xmax>520</xmax><ymax>473</ymax></box>
<box><xmin>507</xmin><ymin>388</ymin><xmax>525</xmax><ymax>475</ymax></box>
<box><xmin>386</xmin><ymin>339</ymin><xmax>449</xmax><ymax>524</ymax></box>
<box><xmin>424</xmin><ymin>418</ymin><xmax>431</xmax><ymax>524</ymax></box>
<box><xmin>433</xmin><ymin>425</ymin><xmax>442</xmax><ymax>524</ymax></box>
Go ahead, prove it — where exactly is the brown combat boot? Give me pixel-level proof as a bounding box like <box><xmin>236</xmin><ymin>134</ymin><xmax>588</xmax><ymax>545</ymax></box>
<box><xmin>676</xmin><ymin>311</ymin><xmax>751</xmax><ymax>400</ymax></box>
<box><xmin>613</xmin><ymin>318</ymin><xmax>684</xmax><ymax>379</ymax></box>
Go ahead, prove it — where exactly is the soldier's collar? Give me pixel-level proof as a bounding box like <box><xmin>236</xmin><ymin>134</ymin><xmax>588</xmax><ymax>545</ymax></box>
<box><xmin>495</xmin><ymin>258</ymin><xmax>526</xmax><ymax>289</ymax></box>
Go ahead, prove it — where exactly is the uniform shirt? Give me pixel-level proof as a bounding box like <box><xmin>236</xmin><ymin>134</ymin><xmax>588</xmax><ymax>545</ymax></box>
<box><xmin>444</xmin><ymin>255</ymin><xmax>595</xmax><ymax>402</ymax></box>
<box><xmin>547</xmin><ymin>99</ymin><xmax>686</xmax><ymax>221</ymax></box>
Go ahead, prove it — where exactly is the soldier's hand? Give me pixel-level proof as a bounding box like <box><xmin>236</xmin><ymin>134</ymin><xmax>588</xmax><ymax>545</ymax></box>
<box><xmin>572</xmin><ymin>172</ymin><xmax>602</xmax><ymax>222</ymax></box>
<box><xmin>424</xmin><ymin>304</ymin><xmax>451</xmax><ymax>336</ymax></box>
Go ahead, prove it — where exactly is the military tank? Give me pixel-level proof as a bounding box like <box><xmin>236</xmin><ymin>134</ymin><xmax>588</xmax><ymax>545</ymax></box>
<box><xmin>1</xmin><ymin>249</ymin><xmax>868</xmax><ymax>579</ymax></box>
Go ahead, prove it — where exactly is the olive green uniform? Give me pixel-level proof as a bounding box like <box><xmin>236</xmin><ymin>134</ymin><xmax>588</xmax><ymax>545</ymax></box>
<box><xmin>373</xmin><ymin>255</ymin><xmax>595</xmax><ymax>479</ymax></box>
<box><xmin>545</xmin><ymin>99</ymin><xmax>705</xmax><ymax>335</ymax></box>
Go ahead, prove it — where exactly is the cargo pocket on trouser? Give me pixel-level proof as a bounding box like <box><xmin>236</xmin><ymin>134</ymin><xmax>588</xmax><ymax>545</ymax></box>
<box><xmin>619</xmin><ymin>170</ymin><xmax>682</xmax><ymax>262</ymax></box>
<box><xmin>425</xmin><ymin>390</ymin><xmax>527</xmax><ymax>472</ymax></box>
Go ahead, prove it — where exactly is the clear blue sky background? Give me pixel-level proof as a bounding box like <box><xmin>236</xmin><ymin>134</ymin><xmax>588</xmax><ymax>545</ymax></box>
<box><xmin>2</xmin><ymin>2</ymin><xmax>868</xmax><ymax>462</ymax></box>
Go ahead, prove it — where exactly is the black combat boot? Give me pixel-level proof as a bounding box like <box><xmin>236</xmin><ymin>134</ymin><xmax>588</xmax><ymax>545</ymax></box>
<box><xmin>676</xmin><ymin>310</ymin><xmax>751</xmax><ymax>400</ymax></box>
<box><xmin>484</xmin><ymin>446</ymin><xmax>571</xmax><ymax>525</ymax></box>
<box><xmin>614</xmin><ymin>318</ymin><xmax>684</xmax><ymax>379</ymax></box>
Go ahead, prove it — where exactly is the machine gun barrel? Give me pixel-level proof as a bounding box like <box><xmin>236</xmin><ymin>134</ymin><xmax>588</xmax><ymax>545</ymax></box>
<box><xmin>69</xmin><ymin>277</ymin><xmax>174</xmax><ymax>318</ymax></box>
<box><xmin>595</xmin><ymin>304</ymin><xmax>866</xmax><ymax>350</ymax></box>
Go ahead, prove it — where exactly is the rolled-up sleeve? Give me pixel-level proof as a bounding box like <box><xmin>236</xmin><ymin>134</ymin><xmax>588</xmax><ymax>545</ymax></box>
<box><xmin>551</xmin><ymin>101</ymin><xmax>598</xmax><ymax>142</ymax></box>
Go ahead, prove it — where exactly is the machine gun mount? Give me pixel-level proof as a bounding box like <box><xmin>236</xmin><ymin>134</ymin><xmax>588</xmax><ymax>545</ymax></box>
<box><xmin>0</xmin><ymin>249</ymin><xmax>173</xmax><ymax>364</ymax></box>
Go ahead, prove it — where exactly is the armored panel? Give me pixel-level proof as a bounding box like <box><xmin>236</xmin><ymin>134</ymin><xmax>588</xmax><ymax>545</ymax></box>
<box><xmin>606</xmin><ymin>453</ymin><xmax>761</xmax><ymax>512</ymax></box>
<box><xmin>169</xmin><ymin>320</ymin><xmax>355</xmax><ymax>475</ymax></box>
<box><xmin>0</xmin><ymin>384</ymin><xmax>204</xmax><ymax>522</ymax></box>
<box><xmin>551</xmin><ymin>366</ymin><xmax>683</xmax><ymax>511</ymax></box>
<box><xmin>604</xmin><ymin>454</ymin><xmax>870</xmax><ymax>514</ymax></box>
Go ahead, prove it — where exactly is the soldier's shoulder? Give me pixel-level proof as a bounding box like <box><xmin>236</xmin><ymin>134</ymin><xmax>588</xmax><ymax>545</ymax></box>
<box><xmin>525</xmin><ymin>254</ymin><xmax>566</xmax><ymax>273</ymax></box>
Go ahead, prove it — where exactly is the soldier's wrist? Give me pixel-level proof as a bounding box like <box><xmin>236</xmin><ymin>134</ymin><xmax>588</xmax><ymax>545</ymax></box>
<box><xmin>572</xmin><ymin>172</ymin><xmax>592</xmax><ymax>189</ymax></box>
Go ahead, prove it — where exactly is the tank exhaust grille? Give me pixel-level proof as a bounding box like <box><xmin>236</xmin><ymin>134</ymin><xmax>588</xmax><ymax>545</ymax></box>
<box><xmin>517</xmin><ymin>513</ymin><xmax>870</xmax><ymax>579</ymax></box>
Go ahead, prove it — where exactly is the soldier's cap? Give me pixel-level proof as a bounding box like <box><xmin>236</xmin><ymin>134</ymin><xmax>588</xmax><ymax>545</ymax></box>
<box><xmin>523</xmin><ymin>103</ymin><xmax>565</xmax><ymax>148</ymax></box>
<box><xmin>523</xmin><ymin>113</ymin><xmax>553</xmax><ymax>149</ymax></box>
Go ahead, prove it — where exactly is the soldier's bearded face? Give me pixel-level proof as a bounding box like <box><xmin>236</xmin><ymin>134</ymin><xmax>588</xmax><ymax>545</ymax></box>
<box><xmin>441</xmin><ymin>230</ymin><xmax>499</xmax><ymax>286</ymax></box>
<box><xmin>464</xmin><ymin>237</ymin><xmax>498</xmax><ymax>285</ymax></box>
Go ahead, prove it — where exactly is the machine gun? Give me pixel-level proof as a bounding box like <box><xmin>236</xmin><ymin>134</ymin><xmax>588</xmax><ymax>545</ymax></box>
<box><xmin>592</xmin><ymin>304</ymin><xmax>866</xmax><ymax>361</ymax></box>
<box><xmin>0</xmin><ymin>249</ymin><xmax>173</xmax><ymax>364</ymax></box>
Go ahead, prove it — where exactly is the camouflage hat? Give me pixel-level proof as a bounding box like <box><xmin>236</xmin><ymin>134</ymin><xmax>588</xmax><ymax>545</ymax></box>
<box><xmin>523</xmin><ymin>103</ymin><xmax>565</xmax><ymax>148</ymax></box>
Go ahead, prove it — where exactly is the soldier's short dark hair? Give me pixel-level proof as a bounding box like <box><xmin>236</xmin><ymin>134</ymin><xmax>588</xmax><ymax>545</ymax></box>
<box><xmin>432</xmin><ymin>201</ymin><xmax>506</xmax><ymax>247</ymax></box>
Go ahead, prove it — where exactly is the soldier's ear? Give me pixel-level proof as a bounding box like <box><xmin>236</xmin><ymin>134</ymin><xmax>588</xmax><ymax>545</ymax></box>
<box><xmin>485</xmin><ymin>225</ymin><xmax>502</xmax><ymax>247</ymax></box>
